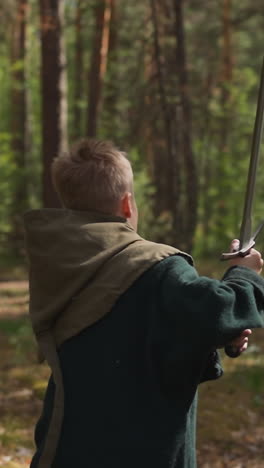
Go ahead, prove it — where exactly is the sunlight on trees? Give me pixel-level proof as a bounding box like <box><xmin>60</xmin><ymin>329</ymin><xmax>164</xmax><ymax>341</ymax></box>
<box><xmin>0</xmin><ymin>0</ymin><xmax>264</xmax><ymax>259</ymax></box>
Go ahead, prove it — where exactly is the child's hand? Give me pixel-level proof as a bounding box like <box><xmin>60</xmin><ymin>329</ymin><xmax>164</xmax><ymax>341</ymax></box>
<box><xmin>228</xmin><ymin>329</ymin><xmax>252</xmax><ymax>354</ymax></box>
<box><xmin>229</xmin><ymin>239</ymin><xmax>263</xmax><ymax>274</ymax></box>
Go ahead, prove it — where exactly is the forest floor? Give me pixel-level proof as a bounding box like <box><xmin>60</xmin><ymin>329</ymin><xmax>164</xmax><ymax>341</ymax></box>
<box><xmin>0</xmin><ymin>277</ymin><xmax>264</xmax><ymax>467</ymax></box>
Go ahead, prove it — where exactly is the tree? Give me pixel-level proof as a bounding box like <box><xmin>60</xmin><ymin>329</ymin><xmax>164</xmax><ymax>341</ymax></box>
<box><xmin>214</xmin><ymin>0</ymin><xmax>234</xmax><ymax>245</ymax></box>
<box><xmin>39</xmin><ymin>0</ymin><xmax>68</xmax><ymax>208</ymax></box>
<box><xmin>87</xmin><ymin>0</ymin><xmax>113</xmax><ymax>137</ymax></box>
<box><xmin>172</xmin><ymin>0</ymin><xmax>198</xmax><ymax>251</ymax></box>
<box><xmin>102</xmin><ymin>0</ymin><xmax>118</xmax><ymax>139</ymax></box>
<box><xmin>10</xmin><ymin>0</ymin><xmax>28</xmax><ymax>252</ymax></box>
<box><xmin>146</xmin><ymin>0</ymin><xmax>197</xmax><ymax>251</ymax></box>
<box><xmin>149</xmin><ymin>0</ymin><xmax>176</xmax><ymax>219</ymax></box>
<box><xmin>73</xmin><ymin>0</ymin><xmax>84</xmax><ymax>139</ymax></box>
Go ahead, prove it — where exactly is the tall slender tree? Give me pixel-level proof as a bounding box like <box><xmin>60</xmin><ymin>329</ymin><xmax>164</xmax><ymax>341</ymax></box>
<box><xmin>73</xmin><ymin>0</ymin><xmax>84</xmax><ymax>139</ymax></box>
<box><xmin>39</xmin><ymin>0</ymin><xmax>68</xmax><ymax>207</ymax></box>
<box><xmin>215</xmin><ymin>0</ymin><xmax>233</xmax><ymax>242</ymax></box>
<box><xmin>87</xmin><ymin>0</ymin><xmax>113</xmax><ymax>137</ymax></box>
<box><xmin>10</xmin><ymin>0</ymin><xmax>28</xmax><ymax>252</ymax></box>
<box><xmin>146</xmin><ymin>0</ymin><xmax>197</xmax><ymax>250</ymax></box>
<box><xmin>172</xmin><ymin>0</ymin><xmax>197</xmax><ymax>251</ymax></box>
<box><xmin>103</xmin><ymin>0</ymin><xmax>118</xmax><ymax>139</ymax></box>
<box><xmin>149</xmin><ymin>0</ymin><xmax>180</xmax><ymax>222</ymax></box>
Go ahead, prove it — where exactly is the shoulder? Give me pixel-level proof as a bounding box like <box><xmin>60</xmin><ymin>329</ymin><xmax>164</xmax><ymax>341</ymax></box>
<box><xmin>133</xmin><ymin>253</ymin><xmax>196</xmax><ymax>292</ymax></box>
<box><xmin>150</xmin><ymin>253</ymin><xmax>197</xmax><ymax>283</ymax></box>
<box><xmin>115</xmin><ymin>253</ymin><xmax>197</xmax><ymax>310</ymax></box>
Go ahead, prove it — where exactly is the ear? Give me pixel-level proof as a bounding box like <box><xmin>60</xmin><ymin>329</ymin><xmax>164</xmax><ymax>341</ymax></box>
<box><xmin>121</xmin><ymin>192</ymin><xmax>132</xmax><ymax>219</ymax></box>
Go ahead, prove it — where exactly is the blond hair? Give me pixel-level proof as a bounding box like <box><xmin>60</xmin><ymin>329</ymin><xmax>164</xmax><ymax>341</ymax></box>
<box><xmin>52</xmin><ymin>139</ymin><xmax>133</xmax><ymax>213</ymax></box>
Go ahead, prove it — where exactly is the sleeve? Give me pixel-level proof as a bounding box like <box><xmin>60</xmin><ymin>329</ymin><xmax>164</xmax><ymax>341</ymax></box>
<box><xmin>151</xmin><ymin>255</ymin><xmax>264</xmax><ymax>398</ymax></box>
<box><xmin>161</xmin><ymin>255</ymin><xmax>264</xmax><ymax>348</ymax></box>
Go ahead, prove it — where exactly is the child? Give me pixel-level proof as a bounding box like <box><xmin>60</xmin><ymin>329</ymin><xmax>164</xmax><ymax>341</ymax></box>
<box><xmin>24</xmin><ymin>139</ymin><xmax>264</xmax><ymax>468</ymax></box>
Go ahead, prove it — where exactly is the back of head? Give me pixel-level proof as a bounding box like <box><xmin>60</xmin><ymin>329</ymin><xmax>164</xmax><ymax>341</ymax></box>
<box><xmin>52</xmin><ymin>139</ymin><xmax>133</xmax><ymax>214</ymax></box>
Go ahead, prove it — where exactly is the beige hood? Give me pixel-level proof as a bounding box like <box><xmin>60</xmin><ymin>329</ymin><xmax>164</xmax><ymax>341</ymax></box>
<box><xmin>24</xmin><ymin>209</ymin><xmax>187</xmax><ymax>348</ymax></box>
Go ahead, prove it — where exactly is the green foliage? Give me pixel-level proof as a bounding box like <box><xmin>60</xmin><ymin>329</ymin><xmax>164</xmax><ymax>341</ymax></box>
<box><xmin>0</xmin><ymin>55</ymin><xmax>16</xmax><ymax>254</ymax></box>
<box><xmin>0</xmin><ymin>133</ymin><xmax>16</xmax><ymax>243</ymax></box>
<box><xmin>1</xmin><ymin>0</ymin><xmax>264</xmax><ymax>263</ymax></box>
<box><xmin>129</xmin><ymin>148</ymin><xmax>154</xmax><ymax>239</ymax></box>
<box><xmin>193</xmin><ymin>60</ymin><xmax>264</xmax><ymax>257</ymax></box>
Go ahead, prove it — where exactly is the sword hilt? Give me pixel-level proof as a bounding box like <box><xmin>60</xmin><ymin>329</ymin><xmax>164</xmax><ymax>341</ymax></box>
<box><xmin>220</xmin><ymin>239</ymin><xmax>256</xmax><ymax>261</ymax></box>
<box><xmin>220</xmin><ymin>219</ymin><xmax>264</xmax><ymax>261</ymax></box>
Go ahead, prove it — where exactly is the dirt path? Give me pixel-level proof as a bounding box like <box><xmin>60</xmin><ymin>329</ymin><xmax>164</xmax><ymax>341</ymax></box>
<box><xmin>0</xmin><ymin>281</ymin><xmax>49</xmax><ymax>467</ymax></box>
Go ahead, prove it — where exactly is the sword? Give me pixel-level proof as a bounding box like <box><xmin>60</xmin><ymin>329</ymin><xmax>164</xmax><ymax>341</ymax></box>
<box><xmin>221</xmin><ymin>57</ymin><xmax>264</xmax><ymax>357</ymax></box>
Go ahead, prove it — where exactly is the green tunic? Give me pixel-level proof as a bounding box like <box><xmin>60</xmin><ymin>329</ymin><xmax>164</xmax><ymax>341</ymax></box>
<box><xmin>29</xmin><ymin>252</ymin><xmax>264</xmax><ymax>468</ymax></box>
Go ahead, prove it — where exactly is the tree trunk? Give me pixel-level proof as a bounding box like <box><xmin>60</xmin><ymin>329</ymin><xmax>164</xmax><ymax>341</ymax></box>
<box><xmin>10</xmin><ymin>0</ymin><xmax>28</xmax><ymax>253</ymax></box>
<box><xmin>150</xmin><ymin>0</ymin><xmax>181</xmax><ymax>225</ymax></box>
<box><xmin>87</xmin><ymin>0</ymin><xmax>112</xmax><ymax>137</ymax></box>
<box><xmin>220</xmin><ymin>0</ymin><xmax>233</xmax><ymax>144</ymax></box>
<box><xmin>103</xmin><ymin>0</ymin><xmax>118</xmax><ymax>139</ymax></box>
<box><xmin>40</xmin><ymin>0</ymin><xmax>68</xmax><ymax>208</ymax></box>
<box><xmin>73</xmin><ymin>0</ymin><xmax>84</xmax><ymax>139</ymax></box>
<box><xmin>173</xmin><ymin>0</ymin><xmax>197</xmax><ymax>252</ymax></box>
<box><xmin>221</xmin><ymin>0</ymin><xmax>233</xmax><ymax>99</ymax></box>
<box><xmin>215</xmin><ymin>0</ymin><xmax>233</xmax><ymax>244</ymax></box>
<box><xmin>198</xmin><ymin>56</ymin><xmax>216</xmax><ymax>253</ymax></box>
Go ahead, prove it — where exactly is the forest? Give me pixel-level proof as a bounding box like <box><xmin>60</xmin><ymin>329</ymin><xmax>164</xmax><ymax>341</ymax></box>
<box><xmin>1</xmin><ymin>0</ymin><xmax>264</xmax><ymax>261</ymax></box>
<box><xmin>1</xmin><ymin>1</ymin><xmax>264</xmax><ymax>467</ymax></box>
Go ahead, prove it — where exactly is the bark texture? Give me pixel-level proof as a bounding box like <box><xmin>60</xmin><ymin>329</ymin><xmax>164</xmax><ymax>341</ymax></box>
<box><xmin>87</xmin><ymin>0</ymin><xmax>112</xmax><ymax>137</ymax></box>
<box><xmin>10</xmin><ymin>0</ymin><xmax>28</xmax><ymax>252</ymax></box>
<box><xmin>40</xmin><ymin>0</ymin><xmax>68</xmax><ymax>208</ymax></box>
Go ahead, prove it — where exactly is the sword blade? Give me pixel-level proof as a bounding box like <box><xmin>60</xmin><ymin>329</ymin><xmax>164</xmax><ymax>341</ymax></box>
<box><xmin>239</xmin><ymin>58</ymin><xmax>264</xmax><ymax>249</ymax></box>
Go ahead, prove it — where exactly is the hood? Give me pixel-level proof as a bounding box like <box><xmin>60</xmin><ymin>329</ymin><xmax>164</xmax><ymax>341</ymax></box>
<box><xmin>23</xmin><ymin>208</ymin><xmax>186</xmax><ymax>468</ymax></box>
<box><xmin>24</xmin><ymin>209</ymin><xmax>137</xmax><ymax>336</ymax></box>
<box><xmin>24</xmin><ymin>209</ymin><xmax>182</xmax><ymax>346</ymax></box>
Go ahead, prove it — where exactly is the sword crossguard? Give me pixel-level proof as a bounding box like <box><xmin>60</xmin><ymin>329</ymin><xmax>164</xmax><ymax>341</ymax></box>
<box><xmin>220</xmin><ymin>239</ymin><xmax>256</xmax><ymax>261</ymax></box>
<box><xmin>220</xmin><ymin>219</ymin><xmax>264</xmax><ymax>261</ymax></box>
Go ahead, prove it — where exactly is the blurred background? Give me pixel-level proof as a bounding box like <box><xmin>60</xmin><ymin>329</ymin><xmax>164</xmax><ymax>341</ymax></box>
<box><xmin>1</xmin><ymin>0</ymin><xmax>264</xmax><ymax>263</ymax></box>
<box><xmin>0</xmin><ymin>1</ymin><xmax>264</xmax><ymax>467</ymax></box>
